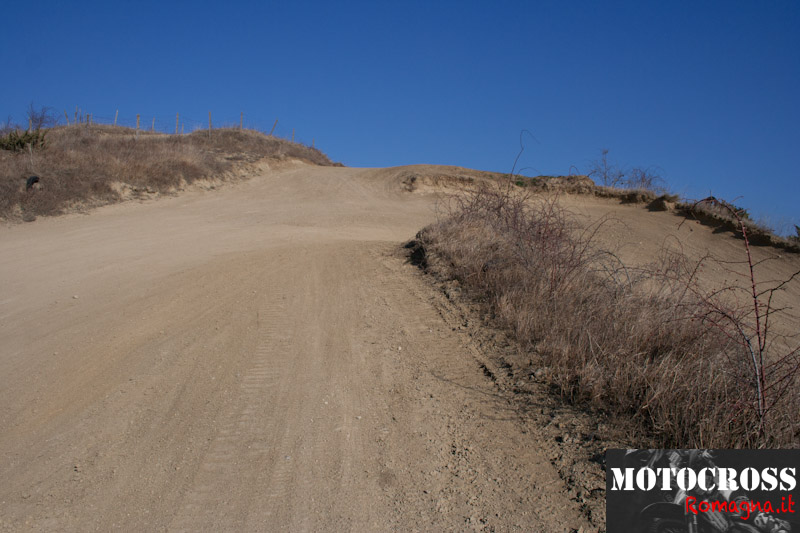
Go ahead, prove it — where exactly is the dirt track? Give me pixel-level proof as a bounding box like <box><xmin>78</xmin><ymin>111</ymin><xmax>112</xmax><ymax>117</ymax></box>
<box><xmin>0</xmin><ymin>163</ymin><xmax>606</xmax><ymax>532</ymax></box>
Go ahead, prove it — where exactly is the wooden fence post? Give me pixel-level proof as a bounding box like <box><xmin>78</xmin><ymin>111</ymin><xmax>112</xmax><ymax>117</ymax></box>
<box><xmin>151</xmin><ymin>117</ymin><xmax>155</xmax><ymax>132</ymax></box>
<box><xmin>208</xmin><ymin>111</ymin><xmax>212</xmax><ymax>137</ymax></box>
<box><xmin>136</xmin><ymin>114</ymin><xmax>140</xmax><ymax>139</ymax></box>
<box><xmin>74</xmin><ymin>106</ymin><xmax>78</xmax><ymax>125</ymax></box>
<box><xmin>292</xmin><ymin>128</ymin><xmax>295</xmax><ymax>142</ymax></box>
<box><xmin>240</xmin><ymin>112</ymin><xmax>243</xmax><ymax>130</ymax></box>
<box><xmin>269</xmin><ymin>119</ymin><xmax>278</xmax><ymax>136</ymax></box>
<box><xmin>114</xmin><ymin>109</ymin><xmax>119</xmax><ymax>127</ymax></box>
<box><xmin>176</xmin><ymin>113</ymin><xmax>179</xmax><ymax>134</ymax></box>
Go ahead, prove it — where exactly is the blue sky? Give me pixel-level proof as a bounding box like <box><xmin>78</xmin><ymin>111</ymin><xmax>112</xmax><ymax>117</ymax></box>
<box><xmin>4</xmin><ymin>1</ymin><xmax>798</xmax><ymax>230</ymax></box>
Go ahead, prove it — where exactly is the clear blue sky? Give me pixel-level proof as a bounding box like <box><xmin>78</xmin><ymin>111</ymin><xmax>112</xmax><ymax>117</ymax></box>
<box><xmin>4</xmin><ymin>1</ymin><xmax>799</xmax><ymax>231</ymax></box>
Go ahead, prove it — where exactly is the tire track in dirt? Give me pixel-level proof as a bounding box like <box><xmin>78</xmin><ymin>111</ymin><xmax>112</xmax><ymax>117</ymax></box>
<box><xmin>169</xmin><ymin>278</ymin><xmax>294</xmax><ymax>531</ymax></box>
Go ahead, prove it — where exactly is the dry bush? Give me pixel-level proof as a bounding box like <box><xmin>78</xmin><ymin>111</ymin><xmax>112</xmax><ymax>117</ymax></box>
<box><xmin>26</xmin><ymin>103</ymin><xmax>59</xmax><ymax>131</ymax></box>
<box><xmin>588</xmin><ymin>149</ymin><xmax>625</xmax><ymax>187</ymax></box>
<box><xmin>624</xmin><ymin>167</ymin><xmax>666</xmax><ymax>193</ymax></box>
<box><xmin>416</xmin><ymin>182</ymin><xmax>799</xmax><ymax>448</ymax></box>
<box><xmin>587</xmin><ymin>149</ymin><xmax>665</xmax><ymax>193</ymax></box>
<box><xmin>0</xmin><ymin>125</ymin><xmax>339</xmax><ymax>219</ymax></box>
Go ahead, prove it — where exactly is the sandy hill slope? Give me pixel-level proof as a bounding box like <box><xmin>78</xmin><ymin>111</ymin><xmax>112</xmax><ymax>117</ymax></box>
<box><xmin>560</xmin><ymin>193</ymin><xmax>800</xmax><ymax>314</ymax></box>
<box><xmin>1</xmin><ymin>162</ymin><xmax>797</xmax><ymax>531</ymax></box>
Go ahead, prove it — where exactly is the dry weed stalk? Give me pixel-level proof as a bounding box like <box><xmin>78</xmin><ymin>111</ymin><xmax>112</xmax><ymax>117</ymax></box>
<box><xmin>675</xmin><ymin>197</ymin><xmax>800</xmax><ymax>445</ymax></box>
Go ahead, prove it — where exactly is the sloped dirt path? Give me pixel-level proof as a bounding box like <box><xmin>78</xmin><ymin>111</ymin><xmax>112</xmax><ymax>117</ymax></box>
<box><xmin>0</xmin><ymin>163</ymin><xmax>602</xmax><ymax>532</ymax></box>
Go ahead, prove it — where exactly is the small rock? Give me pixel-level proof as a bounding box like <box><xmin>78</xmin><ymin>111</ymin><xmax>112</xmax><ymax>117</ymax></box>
<box><xmin>72</xmin><ymin>295</ymin><xmax>79</xmax><ymax>299</ymax></box>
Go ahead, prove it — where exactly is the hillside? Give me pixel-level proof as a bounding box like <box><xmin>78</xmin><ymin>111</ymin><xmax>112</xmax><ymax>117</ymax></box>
<box><xmin>0</xmin><ymin>125</ymin><xmax>337</xmax><ymax>221</ymax></box>
<box><xmin>1</xmin><ymin>160</ymin><xmax>798</xmax><ymax>531</ymax></box>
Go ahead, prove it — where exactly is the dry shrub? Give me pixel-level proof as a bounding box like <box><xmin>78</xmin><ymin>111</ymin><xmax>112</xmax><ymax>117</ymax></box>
<box><xmin>1</xmin><ymin>125</ymin><xmax>339</xmax><ymax>219</ymax></box>
<box><xmin>417</xmin><ymin>182</ymin><xmax>799</xmax><ymax>447</ymax></box>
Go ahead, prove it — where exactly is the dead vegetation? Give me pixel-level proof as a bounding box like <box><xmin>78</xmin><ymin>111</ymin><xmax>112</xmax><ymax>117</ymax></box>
<box><xmin>412</xmin><ymin>179</ymin><xmax>800</xmax><ymax>448</ymax></box>
<box><xmin>0</xmin><ymin>124</ymin><xmax>339</xmax><ymax>220</ymax></box>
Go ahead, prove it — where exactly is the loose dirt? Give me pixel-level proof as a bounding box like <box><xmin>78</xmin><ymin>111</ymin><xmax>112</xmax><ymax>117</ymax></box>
<box><xmin>2</xmin><ymin>162</ymin><xmax>796</xmax><ymax>532</ymax></box>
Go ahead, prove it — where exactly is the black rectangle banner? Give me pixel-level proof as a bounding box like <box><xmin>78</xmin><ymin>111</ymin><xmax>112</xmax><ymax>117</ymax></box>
<box><xmin>606</xmin><ymin>449</ymin><xmax>799</xmax><ymax>533</ymax></box>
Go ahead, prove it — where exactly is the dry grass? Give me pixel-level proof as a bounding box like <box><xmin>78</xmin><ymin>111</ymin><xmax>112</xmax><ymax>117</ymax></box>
<box><xmin>414</xmin><ymin>181</ymin><xmax>799</xmax><ymax>448</ymax></box>
<box><xmin>1</xmin><ymin>125</ymin><xmax>339</xmax><ymax>220</ymax></box>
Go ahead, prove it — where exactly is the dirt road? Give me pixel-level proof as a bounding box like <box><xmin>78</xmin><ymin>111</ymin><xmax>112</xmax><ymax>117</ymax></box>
<box><xmin>0</xmin><ymin>163</ymin><xmax>603</xmax><ymax>532</ymax></box>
